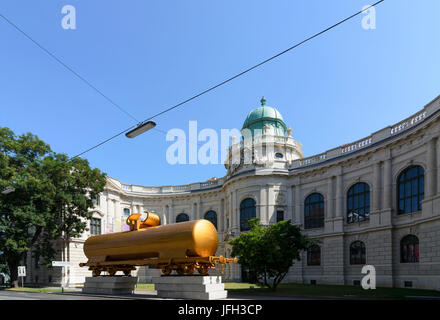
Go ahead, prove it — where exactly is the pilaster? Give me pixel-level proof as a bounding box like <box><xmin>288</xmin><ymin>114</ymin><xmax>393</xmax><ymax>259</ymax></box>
<box><xmin>294</xmin><ymin>181</ymin><xmax>302</xmax><ymax>226</ymax></box>
<box><xmin>370</xmin><ymin>161</ymin><xmax>382</xmax><ymax>227</ymax></box>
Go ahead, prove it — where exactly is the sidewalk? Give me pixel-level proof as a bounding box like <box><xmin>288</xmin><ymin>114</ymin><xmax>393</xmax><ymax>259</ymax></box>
<box><xmin>51</xmin><ymin>288</ymin><xmax>328</xmax><ymax>300</ymax></box>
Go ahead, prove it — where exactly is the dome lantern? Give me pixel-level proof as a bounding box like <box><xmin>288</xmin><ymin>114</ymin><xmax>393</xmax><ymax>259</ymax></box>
<box><xmin>241</xmin><ymin>97</ymin><xmax>287</xmax><ymax>138</ymax></box>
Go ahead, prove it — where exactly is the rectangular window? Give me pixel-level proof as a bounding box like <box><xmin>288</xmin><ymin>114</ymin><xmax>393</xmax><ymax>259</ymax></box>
<box><xmin>92</xmin><ymin>196</ymin><xmax>100</xmax><ymax>207</ymax></box>
<box><xmin>307</xmin><ymin>246</ymin><xmax>321</xmax><ymax>266</ymax></box>
<box><xmin>90</xmin><ymin>218</ymin><xmax>101</xmax><ymax>235</ymax></box>
<box><xmin>276</xmin><ymin>211</ymin><xmax>284</xmax><ymax>222</ymax></box>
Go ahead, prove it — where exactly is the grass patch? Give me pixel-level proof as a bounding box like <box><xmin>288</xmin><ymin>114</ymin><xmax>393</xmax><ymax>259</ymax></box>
<box><xmin>224</xmin><ymin>282</ymin><xmax>440</xmax><ymax>300</ymax></box>
<box><xmin>225</xmin><ymin>282</ymin><xmax>265</xmax><ymax>290</ymax></box>
<box><xmin>135</xmin><ymin>283</ymin><xmax>155</xmax><ymax>291</ymax></box>
<box><xmin>3</xmin><ymin>287</ymin><xmax>63</xmax><ymax>293</ymax></box>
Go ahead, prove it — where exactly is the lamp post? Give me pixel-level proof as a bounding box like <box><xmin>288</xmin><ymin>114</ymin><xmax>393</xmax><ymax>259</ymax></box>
<box><xmin>125</xmin><ymin>121</ymin><xmax>156</xmax><ymax>138</ymax></box>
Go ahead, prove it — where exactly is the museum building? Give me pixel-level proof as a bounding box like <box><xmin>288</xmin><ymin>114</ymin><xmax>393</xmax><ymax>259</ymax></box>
<box><xmin>24</xmin><ymin>95</ymin><xmax>440</xmax><ymax>290</ymax></box>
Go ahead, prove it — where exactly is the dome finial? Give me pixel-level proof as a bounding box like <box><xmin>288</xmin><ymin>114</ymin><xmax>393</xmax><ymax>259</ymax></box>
<box><xmin>260</xmin><ymin>96</ymin><xmax>266</xmax><ymax>106</ymax></box>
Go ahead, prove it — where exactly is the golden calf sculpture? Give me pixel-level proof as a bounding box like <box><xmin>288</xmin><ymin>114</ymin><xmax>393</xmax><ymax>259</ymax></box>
<box><xmin>79</xmin><ymin>211</ymin><xmax>237</xmax><ymax>276</ymax></box>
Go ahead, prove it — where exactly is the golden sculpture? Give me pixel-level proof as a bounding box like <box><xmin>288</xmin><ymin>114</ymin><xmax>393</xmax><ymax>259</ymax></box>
<box><xmin>79</xmin><ymin>211</ymin><xmax>237</xmax><ymax>276</ymax></box>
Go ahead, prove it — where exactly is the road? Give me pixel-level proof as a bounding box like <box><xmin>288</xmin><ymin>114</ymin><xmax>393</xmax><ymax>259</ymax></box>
<box><xmin>0</xmin><ymin>289</ymin><xmax>331</xmax><ymax>300</ymax></box>
<box><xmin>0</xmin><ymin>290</ymin><xmax>127</xmax><ymax>300</ymax></box>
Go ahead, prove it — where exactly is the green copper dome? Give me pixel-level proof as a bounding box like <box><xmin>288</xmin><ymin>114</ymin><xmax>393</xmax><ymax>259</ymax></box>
<box><xmin>241</xmin><ymin>97</ymin><xmax>287</xmax><ymax>137</ymax></box>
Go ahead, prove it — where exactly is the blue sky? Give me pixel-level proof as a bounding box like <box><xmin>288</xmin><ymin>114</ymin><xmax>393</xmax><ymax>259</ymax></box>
<box><xmin>1</xmin><ymin>0</ymin><xmax>439</xmax><ymax>186</ymax></box>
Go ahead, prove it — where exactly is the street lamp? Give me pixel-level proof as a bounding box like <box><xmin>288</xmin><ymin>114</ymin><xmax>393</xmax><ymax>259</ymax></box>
<box><xmin>125</xmin><ymin>121</ymin><xmax>156</xmax><ymax>138</ymax></box>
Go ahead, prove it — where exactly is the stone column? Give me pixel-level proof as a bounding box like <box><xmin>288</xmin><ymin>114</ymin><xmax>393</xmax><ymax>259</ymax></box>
<box><xmin>437</xmin><ymin>138</ymin><xmax>440</xmax><ymax>195</ymax></box>
<box><xmin>220</xmin><ymin>198</ymin><xmax>225</xmax><ymax>233</ymax></box>
<box><xmin>224</xmin><ymin>197</ymin><xmax>229</xmax><ymax>232</ymax></box>
<box><xmin>112</xmin><ymin>199</ymin><xmax>118</xmax><ymax>233</ymax></box>
<box><xmin>198</xmin><ymin>199</ymin><xmax>203</xmax><ymax>220</ymax></box>
<box><xmin>229</xmin><ymin>193</ymin><xmax>233</xmax><ymax>233</ymax></box>
<box><xmin>235</xmin><ymin>191</ymin><xmax>240</xmax><ymax>233</ymax></box>
<box><xmin>294</xmin><ymin>183</ymin><xmax>302</xmax><ymax>226</ymax></box>
<box><xmin>106</xmin><ymin>197</ymin><xmax>112</xmax><ymax>233</ymax></box>
<box><xmin>163</xmin><ymin>205</ymin><xmax>168</xmax><ymax>225</ymax></box>
<box><xmin>335</xmin><ymin>174</ymin><xmax>343</xmax><ymax>218</ymax></box>
<box><xmin>111</xmin><ymin>199</ymin><xmax>116</xmax><ymax>233</ymax></box>
<box><xmin>169</xmin><ymin>202</ymin><xmax>174</xmax><ymax>224</ymax></box>
<box><xmin>327</xmin><ymin>176</ymin><xmax>334</xmax><ymax>219</ymax></box>
<box><xmin>114</xmin><ymin>200</ymin><xmax>121</xmax><ymax>232</ymax></box>
<box><xmin>287</xmin><ymin>185</ymin><xmax>293</xmax><ymax>222</ymax></box>
<box><xmin>370</xmin><ymin>161</ymin><xmax>382</xmax><ymax>227</ymax></box>
<box><xmin>426</xmin><ymin>138</ymin><xmax>437</xmax><ymax>198</ymax></box>
<box><xmin>373</xmin><ymin>162</ymin><xmax>382</xmax><ymax>211</ymax></box>
<box><xmin>258</xmin><ymin>186</ymin><xmax>265</xmax><ymax>224</ymax></box>
<box><xmin>334</xmin><ymin>172</ymin><xmax>344</xmax><ymax>233</ymax></box>
<box><xmin>383</xmin><ymin>159</ymin><xmax>392</xmax><ymax>210</ymax></box>
<box><xmin>231</xmin><ymin>191</ymin><xmax>238</xmax><ymax>233</ymax></box>
<box><xmin>266</xmin><ymin>185</ymin><xmax>271</xmax><ymax>225</ymax></box>
<box><xmin>192</xmin><ymin>202</ymin><xmax>197</xmax><ymax>221</ymax></box>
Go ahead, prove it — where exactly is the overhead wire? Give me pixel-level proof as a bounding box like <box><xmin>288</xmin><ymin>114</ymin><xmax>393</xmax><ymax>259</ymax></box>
<box><xmin>0</xmin><ymin>12</ymin><xmax>140</xmax><ymax>123</ymax></box>
<box><xmin>0</xmin><ymin>1</ymin><xmax>385</xmax><ymax>160</ymax></box>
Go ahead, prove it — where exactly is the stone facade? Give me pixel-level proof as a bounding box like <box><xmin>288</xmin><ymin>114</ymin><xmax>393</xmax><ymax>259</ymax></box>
<box><xmin>24</xmin><ymin>96</ymin><xmax>440</xmax><ymax>290</ymax></box>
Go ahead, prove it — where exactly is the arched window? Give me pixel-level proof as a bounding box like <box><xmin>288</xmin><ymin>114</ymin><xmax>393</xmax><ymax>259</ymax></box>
<box><xmin>307</xmin><ymin>245</ymin><xmax>321</xmax><ymax>266</ymax></box>
<box><xmin>204</xmin><ymin>210</ymin><xmax>217</xmax><ymax>229</ymax></box>
<box><xmin>397</xmin><ymin>165</ymin><xmax>424</xmax><ymax>215</ymax></box>
<box><xmin>350</xmin><ymin>241</ymin><xmax>366</xmax><ymax>265</ymax></box>
<box><xmin>304</xmin><ymin>193</ymin><xmax>324</xmax><ymax>229</ymax></box>
<box><xmin>123</xmin><ymin>208</ymin><xmax>131</xmax><ymax>216</ymax></box>
<box><xmin>176</xmin><ymin>213</ymin><xmax>189</xmax><ymax>223</ymax></box>
<box><xmin>401</xmin><ymin>235</ymin><xmax>419</xmax><ymax>263</ymax></box>
<box><xmin>347</xmin><ymin>183</ymin><xmax>370</xmax><ymax>224</ymax></box>
<box><xmin>240</xmin><ymin>198</ymin><xmax>256</xmax><ymax>232</ymax></box>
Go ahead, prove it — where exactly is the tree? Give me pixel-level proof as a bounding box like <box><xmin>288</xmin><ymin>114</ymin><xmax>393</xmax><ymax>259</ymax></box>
<box><xmin>0</xmin><ymin>127</ymin><xmax>107</xmax><ymax>287</ymax></box>
<box><xmin>229</xmin><ymin>218</ymin><xmax>312</xmax><ymax>291</ymax></box>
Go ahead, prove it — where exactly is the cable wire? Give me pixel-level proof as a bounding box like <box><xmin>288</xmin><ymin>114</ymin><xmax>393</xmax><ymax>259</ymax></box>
<box><xmin>2</xmin><ymin>1</ymin><xmax>385</xmax><ymax>159</ymax></box>
<box><xmin>139</xmin><ymin>1</ymin><xmax>385</xmax><ymax>124</ymax></box>
<box><xmin>0</xmin><ymin>13</ymin><xmax>140</xmax><ymax>123</ymax></box>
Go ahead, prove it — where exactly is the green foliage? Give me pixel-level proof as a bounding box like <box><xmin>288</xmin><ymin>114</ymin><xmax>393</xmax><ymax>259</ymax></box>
<box><xmin>0</xmin><ymin>127</ymin><xmax>107</xmax><ymax>283</ymax></box>
<box><xmin>229</xmin><ymin>218</ymin><xmax>312</xmax><ymax>291</ymax></box>
<box><xmin>0</xmin><ymin>251</ymin><xmax>8</xmax><ymax>275</ymax></box>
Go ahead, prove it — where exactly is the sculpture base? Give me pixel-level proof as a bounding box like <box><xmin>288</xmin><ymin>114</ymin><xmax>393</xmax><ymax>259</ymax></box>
<box><xmin>82</xmin><ymin>276</ymin><xmax>138</xmax><ymax>295</ymax></box>
<box><xmin>152</xmin><ymin>275</ymin><xmax>227</xmax><ymax>300</ymax></box>
<box><xmin>137</xmin><ymin>266</ymin><xmax>162</xmax><ymax>283</ymax></box>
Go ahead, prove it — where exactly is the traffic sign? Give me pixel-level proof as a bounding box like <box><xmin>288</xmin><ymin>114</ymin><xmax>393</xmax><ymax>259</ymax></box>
<box><xmin>17</xmin><ymin>266</ymin><xmax>26</xmax><ymax>277</ymax></box>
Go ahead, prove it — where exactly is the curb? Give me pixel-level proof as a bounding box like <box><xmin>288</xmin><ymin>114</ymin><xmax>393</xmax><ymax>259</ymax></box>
<box><xmin>47</xmin><ymin>290</ymin><xmax>167</xmax><ymax>300</ymax></box>
<box><xmin>405</xmin><ymin>296</ymin><xmax>440</xmax><ymax>300</ymax></box>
